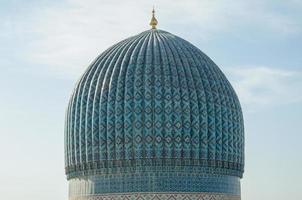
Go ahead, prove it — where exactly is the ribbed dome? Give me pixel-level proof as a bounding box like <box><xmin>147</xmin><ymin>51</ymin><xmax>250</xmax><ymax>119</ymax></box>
<box><xmin>65</xmin><ymin>29</ymin><xmax>244</xmax><ymax>180</ymax></box>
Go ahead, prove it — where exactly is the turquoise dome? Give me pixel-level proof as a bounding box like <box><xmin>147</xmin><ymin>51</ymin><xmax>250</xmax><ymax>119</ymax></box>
<box><xmin>64</xmin><ymin>29</ymin><xmax>244</xmax><ymax>181</ymax></box>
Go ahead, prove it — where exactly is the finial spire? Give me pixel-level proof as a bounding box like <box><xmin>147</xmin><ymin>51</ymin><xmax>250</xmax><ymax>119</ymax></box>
<box><xmin>149</xmin><ymin>7</ymin><xmax>158</xmax><ymax>29</ymax></box>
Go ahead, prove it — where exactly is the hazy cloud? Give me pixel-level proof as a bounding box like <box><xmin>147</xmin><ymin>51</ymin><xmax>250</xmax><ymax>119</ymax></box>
<box><xmin>226</xmin><ymin>66</ymin><xmax>302</xmax><ymax>111</ymax></box>
<box><xmin>2</xmin><ymin>0</ymin><xmax>298</xmax><ymax>78</ymax></box>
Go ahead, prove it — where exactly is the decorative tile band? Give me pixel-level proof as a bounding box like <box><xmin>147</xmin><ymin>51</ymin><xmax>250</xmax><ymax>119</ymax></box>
<box><xmin>69</xmin><ymin>192</ymin><xmax>240</xmax><ymax>200</ymax></box>
<box><xmin>66</xmin><ymin>159</ymin><xmax>243</xmax><ymax>179</ymax></box>
<box><xmin>69</xmin><ymin>172</ymin><xmax>240</xmax><ymax>197</ymax></box>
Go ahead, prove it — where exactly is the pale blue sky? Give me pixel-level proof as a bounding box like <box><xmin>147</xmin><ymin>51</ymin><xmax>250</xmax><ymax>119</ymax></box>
<box><xmin>0</xmin><ymin>0</ymin><xmax>301</xmax><ymax>200</ymax></box>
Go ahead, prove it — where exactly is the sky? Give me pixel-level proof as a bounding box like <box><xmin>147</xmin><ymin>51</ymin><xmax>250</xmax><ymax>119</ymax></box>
<box><xmin>0</xmin><ymin>0</ymin><xmax>301</xmax><ymax>199</ymax></box>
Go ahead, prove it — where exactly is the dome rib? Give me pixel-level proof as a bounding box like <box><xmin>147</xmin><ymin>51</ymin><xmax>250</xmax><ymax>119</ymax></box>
<box><xmin>162</xmin><ymin>34</ymin><xmax>194</xmax><ymax>160</ymax></box>
<box><xmin>153</xmin><ymin>32</ymin><xmax>166</xmax><ymax>159</ymax></box>
<box><xmin>141</xmin><ymin>31</ymin><xmax>154</xmax><ymax>159</ymax></box>
<box><xmin>70</xmin><ymin>38</ymin><xmax>133</xmax><ymax>166</ymax></box>
<box><xmin>89</xmin><ymin>44</ymin><xmax>124</xmax><ymax>162</ymax></box>
<box><xmin>166</xmin><ymin>34</ymin><xmax>203</xmax><ymax>161</ymax></box>
<box><xmin>105</xmin><ymin>32</ymin><xmax>143</xmax><ymax>161</ymax></box>
<box><xmin>123</xmin><ymin>31</ymin><xmax>151</xmax><ymax>160</ymax></box>
<box><xmin>92</xmin><ymin>39</ymin><xmax>130</xmax><ymax>162</ymax></box>
<box><xmin>158</xmin><ymin>33</ymin><xmax>182</xmax><ymax>159</ymax></box>
<box><xmin>182</xmin><ymin>40</ymin><xmax>229</xmax><ymax>166</ymax></box>
<box><xmin>155</xmin><ymin>32</ymin><xmax>174</xmax><ymax>159</ymax></box>
<box><xmin>113</xmin><ymin>32</ymin><xmax>148</xmax><ymax>161</ymax></box>
<box><xmin>187</xmin><ymin>43</ymin><xmax>243</xmax><ymax>169</ymax></box>
<box><xmin>92</xmin><ymin>32</ymin><xmax>148</xmax><ymax>163</ymax></box>
<box><xmin>170</xmin><ymin>37</ymin><xmax>205</xmax><ymax>161</ymax></box>
<box><xmin>178</xmin><ymin>36</ymin><xmax>224</xmax><ymax>164</ymax></box>
<box><xmin>67</xmin><ymin>46</ymin><xmax>112</xmax><ymax>166</ymax></box>
<box><xmin>183</xmin><ymin>40</ymin><xmax>215</xmax><ymax>160</ymax></box>
<box><xmin>180</xmin><ymin>39</ymin><xmax>223</xmax><ymax>163</ymax></box>
<box><xmin>99</xmin><ymin>34</ymin><xmax>144</xmax><ymax>161</ymax></box>
<box><xmin>166</xmin><ymin>36</ymin><xmax>209</xmax><ymax>161</ymax></box>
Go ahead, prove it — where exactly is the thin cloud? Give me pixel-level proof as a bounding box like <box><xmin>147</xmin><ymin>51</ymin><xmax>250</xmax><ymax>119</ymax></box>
<box><xmin>0</xmin><ymin>0</ymin><xmax>301</xmax><ymax>79</ymax></box>
<box><xmin>226</xmin><ymin>66</ymin><xmax>302</xmax><ymax>111</ymax></box>
<box><xmin>13</xmin><ymin>0</ymin><xmax>301</xmax><ymax>79</ymax></box>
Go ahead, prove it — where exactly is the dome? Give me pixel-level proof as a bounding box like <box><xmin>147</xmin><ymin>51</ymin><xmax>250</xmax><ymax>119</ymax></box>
<box><xmin>65</xmin><ymin>28</ymin><xmax>244</xmax><ymax>200</ymax></box>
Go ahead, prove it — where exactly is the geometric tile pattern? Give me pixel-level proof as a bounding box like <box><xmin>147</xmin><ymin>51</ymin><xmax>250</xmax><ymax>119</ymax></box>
<box><xmin>64</xmin><ymin>29</ymin><xmax>244</xmax><ymax>179</ymax></box>
<box><xmin>68</xmin><ymin>173</ymin><xmax>240</xmax><ymax>196</ymax></box>
<box><xmin>69</xmin><ymin>192</ymin><xmax>240</xmax><ymax>200</ymax></box>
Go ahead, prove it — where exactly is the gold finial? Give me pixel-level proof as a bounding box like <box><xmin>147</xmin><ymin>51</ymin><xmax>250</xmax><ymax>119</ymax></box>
<box><xmin>149</xmin><ymin>7</ymin><xmax>158</xmax><ymax>29</ymax></box>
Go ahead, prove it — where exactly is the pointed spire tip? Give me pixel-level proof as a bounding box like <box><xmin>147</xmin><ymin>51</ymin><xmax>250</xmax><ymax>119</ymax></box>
<box><xmin>149</xmin><ymin>7</ymin><xmax>158</xmax><ymax>29</ymax></box>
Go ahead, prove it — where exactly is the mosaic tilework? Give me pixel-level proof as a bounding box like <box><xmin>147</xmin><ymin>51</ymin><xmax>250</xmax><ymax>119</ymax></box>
<box><xmin>69</xmin><ymin>173</ymin><xmax>240</xmax><ymax>196</ymax></box>
<box><xmin>65</xmin><ymin>29</ymin><xmax>245</xmax><ymax>178</ymax></box>
<box><xmin>69</xmin><ymin>192</ymin><xmax>240</xmax><ymax>200</ymax></box>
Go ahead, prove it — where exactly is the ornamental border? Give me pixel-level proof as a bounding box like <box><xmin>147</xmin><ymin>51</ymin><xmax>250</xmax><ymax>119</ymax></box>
<box><xmin>65</xmin><ymin>158</ymin><xmax>243</xmax><ymax>179</ymax></box>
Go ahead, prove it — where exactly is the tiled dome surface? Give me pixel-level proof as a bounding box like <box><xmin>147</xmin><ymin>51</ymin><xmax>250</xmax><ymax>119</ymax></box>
<box><xmin>65</xmin><ymin>29</ymin><xmax>244</xmax><ymax>179</ymax></box>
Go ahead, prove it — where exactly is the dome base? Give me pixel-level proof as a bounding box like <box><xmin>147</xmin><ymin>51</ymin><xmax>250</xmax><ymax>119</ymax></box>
<box><xmin>69</xmin><ymin>192</ymin><xmax>240</xmax><ymax>200</ymax></box>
